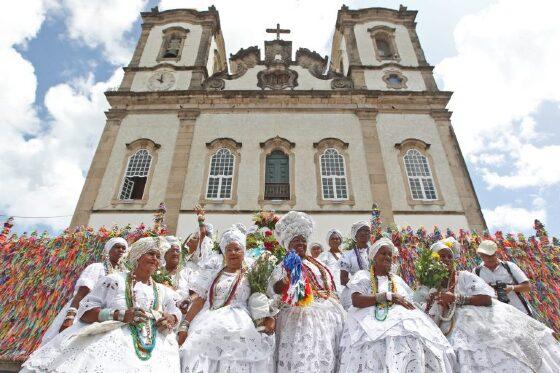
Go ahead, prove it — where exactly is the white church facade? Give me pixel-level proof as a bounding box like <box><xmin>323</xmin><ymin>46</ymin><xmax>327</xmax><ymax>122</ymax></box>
<box><xmin>70</xmin><ymin>5</ymin><xmax>486</xmax><ymax>241</ymax></box>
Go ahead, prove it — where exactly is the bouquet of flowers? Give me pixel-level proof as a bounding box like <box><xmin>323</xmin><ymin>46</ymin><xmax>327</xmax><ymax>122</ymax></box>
<box><xmin>414</xmin><ymin>248</ymin><xmax>449</xmax><ymax>289</ymax></box>
<box><xmin>253</xmin><ymin>211</ymin><xmax>279</xmax><ymax>230</ymax></box>
<box><xmin>343</xmin><ymin>237</ymin><xmax>356</xmax><ymax>251</ymax></box>
<box><xmin>152</xmin><ymin>267</ymin><xmax>173</xmax><ymax>288</ymax></box>
<box><xmin>247</xmin><ymin>251</ymin><xmax>279</xmax><ymax>294</ymax></box>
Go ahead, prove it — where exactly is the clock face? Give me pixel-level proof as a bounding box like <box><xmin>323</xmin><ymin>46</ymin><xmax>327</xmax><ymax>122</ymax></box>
<box><xmin>148</xmin><ymin>70</ymin><xmax>176</xmax><ymax>91</ymax></box>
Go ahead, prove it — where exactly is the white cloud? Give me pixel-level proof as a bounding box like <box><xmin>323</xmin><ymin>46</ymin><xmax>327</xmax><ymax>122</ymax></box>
<box><xmin>483</xmin><ymin>204</ymin><xmax>546</xmax><ymax>233</ymax></box>
<box><xmin>61</xmin><ymin>0</ymin><xmax>148</xmax><ymax>64</ymax></box>
<box><xmin>435</xmin><ymin>0</ymin><xmax>560</xmax><ymax>189</ymax></box>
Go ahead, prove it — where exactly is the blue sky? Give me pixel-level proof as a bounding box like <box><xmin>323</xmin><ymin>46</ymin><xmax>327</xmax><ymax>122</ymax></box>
<box><xmin>1</xmin><ymin>0</ymin><xmax>559</xmax><ymax>237</ymax></box>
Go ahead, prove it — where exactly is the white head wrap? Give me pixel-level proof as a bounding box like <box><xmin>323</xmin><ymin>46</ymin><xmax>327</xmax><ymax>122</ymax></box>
<box><xmin>219</xmin><ymin>227</ymin><xmax>246</xmax><ymax>254</ymax></box>
<box><xmin>103</xmin><ymin>237</ymin><xmax>128</xmax><ymax>259</ymax></box>
<box><xmin>127</xmin><ymin>236</ymin><xmax>170</xmax><ymax>268</ymax></box>
<box><xmin>368</xmin><ymin>237</ymin><xmax>398</xmax><ymax>263</ymax></box>
<box><xmin>326</xmin><ymin>229</ymin><xmax>343</xmax><ymax>245</ymax></box>
<box><xmin>234</xmin><ymin>223</ymin><xmax>247</xmax><ymax>235</ymax></box>
<box><xmin>246</xmin><ymin>225</ymin><xmax>259</xmax><ymax>235</ymax></box>
<box><xmin>430</xmin><ymin>237</ymin><xmax>461</xmax><ymax>258</ymax></box>
<box><xmin>165</xmin><ymin>235</ymin><xmax>181</xmax><ymax>248</ymax></box>
<box><xmin>274</xmin><ymin>211</ymin><xmax>315</xmax><ymax>249</ymax></box>
<box><xmin>351</xmin><ymin>220</ymin><xmax>371</xmax><ymax>242</ymax></box>
<box><xmin>307</xmin><ymin>241</ymin><xmax>324</xmax><ymax>254</ymax></box>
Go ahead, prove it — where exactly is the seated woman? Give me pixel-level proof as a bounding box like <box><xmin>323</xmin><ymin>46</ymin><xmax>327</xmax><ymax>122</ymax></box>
<box><xmin>340</xmin><ymin>221</ymin><xmax>372</xmax><ymax>309</ymax></box>
<box><xmin>21</xmin><ymin>237</ymin><xmax>182</xmax><ymax>372</ymax></box>
<box><xmin>179</xmin><ymin>227</ymin><xmax>276</xmax><ymax>373</ymax></box>
<box><xmin>40</xmin><ymin>237</ymin><xmax>129</xmax><ymax>345</ymax></box>
<box><xmin>339</xmin><ymin>237</ymin><xmax>455</xmax><ymax>373</ymax></box>
<box><xmin>268</xmin><ymin>211</ymin><xmax>345</xmax><ymax>373</ymax></box>
<box><xmin>427</xmin><ymin>238</ymin><xmax>560</xmax><ymax>373</ymax></box>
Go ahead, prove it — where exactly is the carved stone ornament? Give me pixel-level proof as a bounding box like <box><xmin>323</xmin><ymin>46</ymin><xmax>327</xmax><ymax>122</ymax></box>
<box><xmin>257</xmin><ymin>64</ymin><xmax>298</xmax><ymax>90</ymax></box>
<box><xmin>203</xmin><ymin>76</ymin><xmax>225</xmax><ymax>90</ymax></box>
<box><xmin>331</xmin><ymin>76</ymin><xmax>354</xmax><ymax>90</ymax></box>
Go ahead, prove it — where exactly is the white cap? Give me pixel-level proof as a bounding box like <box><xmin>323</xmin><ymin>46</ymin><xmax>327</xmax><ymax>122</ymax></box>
<box><xmin>476</xmin><ymin>240</ymin><xmax>498</xmax><ymax>256</ymax></box>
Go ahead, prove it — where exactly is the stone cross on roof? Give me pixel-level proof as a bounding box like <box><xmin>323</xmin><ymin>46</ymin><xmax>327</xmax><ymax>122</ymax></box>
<box><xmin>266</xmin><ymin>23</ymin><xmax>290</xmax><ymax>40</ymax></box>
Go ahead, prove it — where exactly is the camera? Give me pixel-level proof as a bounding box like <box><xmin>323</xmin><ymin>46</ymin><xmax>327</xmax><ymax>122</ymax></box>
<box><xmin>492</xmin><ymin>281</ymin><xmax>510</xmax><ymax>304</ymax></box>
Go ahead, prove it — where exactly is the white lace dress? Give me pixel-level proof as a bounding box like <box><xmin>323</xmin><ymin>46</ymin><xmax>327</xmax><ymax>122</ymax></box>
<box><xmin>339</xmin><ymin>270</ymin><xmax>455</xmax><ymax>373</ymax></box>
<box><xmin>180</xmin><ymin>269</ymin><xmax>275</xmax><ymax>373</ymax></box>
<box><xmin>21</xmin><ymin>272</ymin><xmax>182</xmax><ymax>373</ymax></box>
<box><xmin>267</xmin><ymin>260</ymin><xmax>346</xmax><ymax>373</ymax></box>
<box><xmin>317</xmin><ymin>251</ymin><xmax>343</xmax><ymax>299</ymax></box>
<box><xmin>339</xmin><ymin>247</ymin><xmax>369</xmax><ymax>309</ymax></box>
<box><xmin>435</xmin><ymin>271</ymin><xmax>560</xmax><ymax>373</ymax></box>
<box><xmin>40</xmin><ymin>262</ymin><xmax>108</xmax><ymax>345</ymax></box>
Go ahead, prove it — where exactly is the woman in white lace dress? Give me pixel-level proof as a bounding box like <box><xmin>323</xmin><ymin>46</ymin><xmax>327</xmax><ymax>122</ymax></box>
<box><xmin>179</xmin><ymin>227</ymin><xmax>276</xmax><ymax>373</ymax></box>
<box><xmin>268</xmin><ymin>211</ymin><xmax>346</xmax><ymax>373</ymax></box>
<box><xmin>21</xmin><ymin>237</ymin><xmax>182</xmax><ymax>373</ymax></box>
<box><xmin>40</xmin><ymin>237</ymin><xmax>129</xmax><ymax>345</ymax></box>
<box><xmin>339</xmin><ymin>237</ymin><xmax>456</xmax><ymax>373</ymax></box>
<box><xmin>427</xmin><ymin>238</ymin><xmax>560</xmax><ymax>373</ymax></box>
<box><xmin>340</xmin><ymin>221</ymin><xmax>371</xmax><ymax>309</ymax></box>
<box><xmin>318</xmin><ymin>229</ymin><xmax>344</xmax><ymax>299</ymax></box>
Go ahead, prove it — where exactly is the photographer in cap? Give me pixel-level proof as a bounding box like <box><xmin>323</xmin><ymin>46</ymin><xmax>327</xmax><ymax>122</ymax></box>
<box><xmin>474</xmin><ymin>240</ymin><xmax>533</xmax><ymax>316</ymax></box>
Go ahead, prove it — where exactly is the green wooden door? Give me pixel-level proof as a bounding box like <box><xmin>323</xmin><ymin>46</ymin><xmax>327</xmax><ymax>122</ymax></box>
<box><xmin>265</xmin><ymin>151</ymin><xmax>289</xmax><ymax>183</ymax></box>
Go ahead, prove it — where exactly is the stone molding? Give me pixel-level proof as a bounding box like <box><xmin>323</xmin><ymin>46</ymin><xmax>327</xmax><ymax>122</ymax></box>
<box><xmin>205</xmin><ymin>137</ymin><xmax>242</xmax><ymax>149</ymax></box>
<box><xmin>382</xmin><ymin>69</ymin><xmax>408</xmax><ymax>90</ymax></box>
<box><xmin>178</xmin><ymin>109</ymin><xmax>201</xmax><ymax>121</ymax></box>
<box><xmin>368</xmin><ymin>26</ymin><xmax>401</xmax><ymax>63</ymax></box>
<box><xmin>140</xmin><ymin>7</ymin><xmax>221</xmax><ymax>31</ymax></box>
<box><xmin>336</xmin><ymin>5</ymin><xmax>417</xmax><ymax>29</ymax></box>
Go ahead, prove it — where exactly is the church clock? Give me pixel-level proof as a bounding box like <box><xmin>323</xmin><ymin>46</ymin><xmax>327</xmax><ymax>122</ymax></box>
<box><xmin>147</xmin><ymin>70</ymin><xmax>176</xmax><ymax>91</ymax></box>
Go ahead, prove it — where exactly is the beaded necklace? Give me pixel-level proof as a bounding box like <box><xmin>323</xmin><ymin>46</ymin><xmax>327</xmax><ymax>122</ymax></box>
<box><xmin>354</xmin><ymin>246</ymin><xmax>369</xmax><ymax>270</ymax></box>
<box><xmin>208</xmin><ymin>267</ymin><xmax>246</xmax><ymax>310</ymax></box>
<box><xmin>438</xmin><ymin>270</ymin><xmax>457</xmax><ymax>336</ymax></box>
<box><xmin>303</xmin><ymin>256</ymin><xmax>336</xmax><ymax>298</ymax></box>
<box><xmin>125</xmin><ymin>272</ymin><xmax>160</xmax><ymax>361</ymax></box>
<box><xmin>370</xmin><ymin>266</ymin><xmax>397</xmax><ymax>321</ymax></box>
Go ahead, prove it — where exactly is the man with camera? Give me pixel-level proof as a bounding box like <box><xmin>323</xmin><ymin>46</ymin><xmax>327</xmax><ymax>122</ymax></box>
<box><xmin>474</xmin><ymin>240</ymin><xmax>534</xmax><ymax>316</ymax></box>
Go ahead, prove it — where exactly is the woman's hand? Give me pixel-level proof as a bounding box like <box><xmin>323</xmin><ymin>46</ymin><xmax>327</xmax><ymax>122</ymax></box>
<box><xmin>392</xmin><ymin>294</ymin><xmax>415</xmax><ymax>310</ymax></box>
<box><xmin>260</xmin><ymin>317</ymin><xmax>276</xmax><ymax>335</ymax></box>
<box><xmin>123</xmin><ymin>308</ymin><xmax>149</xmax><ymax>325</ymax></box>
<box><xmin>177</xmin><ymin>331</ymin><xmax>188</xmax><ymax>346</ymax></box>
<box><xmin>435</xmin><ymin>291</ymin><xmax>456</xmax><ymax>308</ymax></box>
<box><xmin>59</xmin><ymin>318</ymin><xmax>73</xmax><ymax>333</ymax></box>
<box><xmin>156</xmin><ymin>313</ymin><xmax>177</xmax><ymax>332</ymax></box>
<box><xmin>179</xmin><ymin>299</ymin><xmax>190</xmax><ymax>315</ymax></box>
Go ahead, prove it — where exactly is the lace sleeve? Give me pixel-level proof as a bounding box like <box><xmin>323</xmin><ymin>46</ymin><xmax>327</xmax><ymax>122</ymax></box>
<box><xmin>346</xmin><ymin>270</ymin><xmax>371</xmax><ymax>295</ymax></box>
<box><xmin>339</xmin><ymin>251</ymin><xmax>352</xmax><ymax>272</ymax></box>
<box><xmin>77</xmin><ymin>274</ymin><xmax>119</xmax><ymax>319</ymax></box>
<box><xmin>458</xmin><ymin>270</ymin><xmax>496</xmax><ymax>297</ymax></box>
<box><xmin>75</xmin><ymin>263</ymin><xmax>105</xmax><ymax>290</ymax></box>
<box><xmin>266</xmin><ymin>264</ymin><xmax>286</xmax><ymax>298</ymax></box>
<box><xmin>161</xmin><ymin>285</ymin><xmax>182</xmax><ymax>324</ymax></box>
<box><xmin>189</xmin><ymin>268</ymin><xmax>215</xmax><ymax>299</ymax></box>
<box><xmin>175</xmin><ymin>267</ymin><xmax>191</xmax><ymax>301</ymax></box>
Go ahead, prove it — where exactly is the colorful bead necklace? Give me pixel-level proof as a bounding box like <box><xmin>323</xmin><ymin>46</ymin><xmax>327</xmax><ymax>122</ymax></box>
<box><xmin>304</xmin><ymin>256</ymin><xmax>337</xmax><ymax>298</ymax></box>
<box><xmin>125</xmin><ymin>272</ymin><xmax>160</xmax><ymax>361</ymax></box>
<box><xmin>208</xmin><ymin>267</ymin><xmax>246</xmax><ymax>310</ymax></box>
<box><xmin>370</xmin><ymin>266</ymin><xmax>397</xmax><ymax>321</ymax></box>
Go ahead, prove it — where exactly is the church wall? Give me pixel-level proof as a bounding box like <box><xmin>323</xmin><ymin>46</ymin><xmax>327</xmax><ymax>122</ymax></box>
<box><xmin>363</xmin><ymin>69</ymin><xmax>426</xmax><ymax>91</ymax></box>
<box><xmin>376</xmin><ymin>113</ymin><xmax>464</xmax><ymax>212</ymax></box>
<box><xmin>206</xmin><ymin>36</ymin><xmax>218</xmax><ymax>76</ymax></box>
<box><xmin>130</xmin><ymin>70</ymin><xmax>193</xmax><ymax>91</ymax></box>
<box><xmin>139</xmin><ymin>23</ymin><xmax>203</xmax><ymax>67</ymax></box>
<box><xmin>93</xmin><ymin>113</ymin><xmax>179</xmax><ymax>210</ymax></box>
<box><xmin>180</xmin><ymin>112</ymin><xmax>373</xmax><ymax>211</ymax></box>
<box><xmin>354</xmin><ymin>22</ymin><xmax>419</xmax><ymax>66</ymax></box>
<box><xmin>222</xmin><ymin>66</ymin><xmax>334</xmax><ymax>90</ymax></box>
<box><xmin>394</xmin><ymin>214</ymin><xmax>470</xmax><ymax>232</ymax></box>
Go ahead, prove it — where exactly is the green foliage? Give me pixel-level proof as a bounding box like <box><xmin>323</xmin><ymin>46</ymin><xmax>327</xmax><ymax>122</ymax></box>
<box><xmin>414</xmin><ymin>248</ymin><xmax>449</xmax><ymax>289</ymax></box>
<box><xmin>247</xmin><ymin>251</ymin><xmax>279</xmax><ymax>294</ymax></box>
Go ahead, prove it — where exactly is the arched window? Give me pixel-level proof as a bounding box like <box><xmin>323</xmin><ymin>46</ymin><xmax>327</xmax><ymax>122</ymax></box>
<box><xmin>320</xmin><ymin>148</ymin><xmax>348</xmax><ymax>200</ymax></box>
<box><xmin>375</xmin><ymin>37</ymin><xmax>393</xmax><ymax>58</ymax></box>
<box><xmin>264</xmin><ymin>150</ymin><xmax>290</xmax><ymax>200</ymax></box>
<box><xmin>368</xmin><ymin>26</ymin><xmax>399</xmax><ymax>62</ymax></box>
<box><xmin>206</xmin><ymin>148</ymin><xmax>235</xmax><ymax>199</ymax></box>
<box><xmin>403</xmin><ymin>149</ymin><xmax>437</xmax><ymax>200</ymax></box>
<box><xmin>119</xmin><ymin>149</ymin><xmax>152</xmax><ymax>200</ymax></box>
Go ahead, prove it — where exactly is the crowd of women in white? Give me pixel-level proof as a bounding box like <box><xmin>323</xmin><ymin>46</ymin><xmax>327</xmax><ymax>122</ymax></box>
<box><xmin>22</xmin><ymin>211</ymin><xmax>560</xmax><ymax>373</ymax></box>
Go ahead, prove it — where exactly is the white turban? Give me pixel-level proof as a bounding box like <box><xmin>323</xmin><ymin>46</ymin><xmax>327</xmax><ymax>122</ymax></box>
<box><xmin>274</xmin><ymin>211</ymin><xmax>315</xmax><ymax>249</ymax></box>
<box><xmin>219</xmin><ymin>227</ymin><xmax>246</xmax><ymax>254</ymax></box>
<box><xmin>351</xmin><ymin>220</ymin><xmax>371</xmax><ymax>242</ymax></box>
<box><xmin>165</xmin><ymin>235</ymin><xmax>181</xmax><ymax>248</ymax></box>
<box><xmin>430</xmin><ymin>237</ymin><xmax>461</xmax><ymax>258</ymax></box>
<box><xmin>127</xmin><ymin>236</ymin><xmax>170</xmax><ymax>268</ymax></box>
<box><xmin>307</xmin><ymin>241</ymin><xmax>324</xmax><ymax>254</ymax></box>
<box><xmin>103</xmin><ymin>237</ymin><xmax>128</xmax><ymax>259</ymax></box>
<box><xmin>326</xmin><ymin>229</ymin><xmax>343</xmax><ymax>244</ymax></box>
<box><xmin>246</xmin><ymin>225</ymin><xmax>259</xmax><ymax>235</ymax></box>
<box><xmin>233</xmin><ymin>223</ymin><xmax>247</xmax><ymax>235</ymax></box>
<box><xmin>368</xmin><ymin>237</ymin><xmax>398</xmax><ymax>263</ymax></box>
